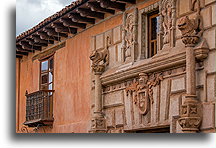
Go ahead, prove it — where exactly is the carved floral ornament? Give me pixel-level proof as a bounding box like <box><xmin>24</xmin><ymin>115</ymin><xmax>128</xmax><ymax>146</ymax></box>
<box><xmin>126</xmin><ymin>73</ymin><xmax>163</xmax><ymax>115</ymax></box>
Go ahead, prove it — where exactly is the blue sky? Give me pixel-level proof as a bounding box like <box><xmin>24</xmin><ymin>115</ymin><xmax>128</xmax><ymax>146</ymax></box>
<box><xmin>16</xmin><ymin>0</ymin><xmax>75</xmax><ymax>36</ymax></box>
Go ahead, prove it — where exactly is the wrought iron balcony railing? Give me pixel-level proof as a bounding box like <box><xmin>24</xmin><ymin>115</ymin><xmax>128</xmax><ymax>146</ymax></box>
<box><xmin>24</xmin><ymin>90</ymin><xmax>54</xmax><ymax>127</ymax></box>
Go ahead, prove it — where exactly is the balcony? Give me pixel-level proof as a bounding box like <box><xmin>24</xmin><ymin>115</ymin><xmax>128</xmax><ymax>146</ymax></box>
<box><xmin>24</xmin><ymin>90</ymin><xmax>54</xmax><ymax>127</ymax></box>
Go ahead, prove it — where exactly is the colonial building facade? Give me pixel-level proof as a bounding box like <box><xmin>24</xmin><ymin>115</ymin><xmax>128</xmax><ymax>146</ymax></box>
<box><xmin>16</xmin><ymin>0</ymin><xmax>216</xmax><ymax>133</ymax></box>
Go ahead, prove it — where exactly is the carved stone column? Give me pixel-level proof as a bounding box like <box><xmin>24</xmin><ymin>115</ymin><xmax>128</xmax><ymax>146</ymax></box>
<box><xmin>90</xmin><ymin>67</ymin><xmax>106</xmax><ymax>133</ymax></box>
<box><xmin>89</xmin><ymin>37</ymin><xmax>109</xmax><ymax>133</ymax></box>
<box><xmin>177</xmin><ymin>0</ymin><xmax>203</xmax><ymax>133</ymax></box>
<box><xmin>178</xmin><ymin>36</ymin><xmax>202</xmax><ymax>133</ymax></box>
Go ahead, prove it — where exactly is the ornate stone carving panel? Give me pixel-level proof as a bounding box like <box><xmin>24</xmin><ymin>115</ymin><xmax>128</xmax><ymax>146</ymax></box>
<box><xmin>122</xmin><ymin>8</ymin><xmax>138</xmax><ymax>62</ymax></box>
<box><xmin>159</xmin><ymin>0</ymin><xmax>177</xmax><ymax>49</ymax></box>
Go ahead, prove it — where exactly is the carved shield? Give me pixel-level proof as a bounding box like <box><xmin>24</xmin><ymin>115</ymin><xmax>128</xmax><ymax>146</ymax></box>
<box><xmin>136</xmin><ymin>88</ymin><xmax>149</xmax><ymax>115</ymax></box>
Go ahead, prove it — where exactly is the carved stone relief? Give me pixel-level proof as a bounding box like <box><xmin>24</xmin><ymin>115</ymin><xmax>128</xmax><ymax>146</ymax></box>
<box><xmin>90</xmin><ymin>36</ymin><xmax>109</xmax><ymax>74</ymax></box>
<box><xmin>177</xmin><ymin>0</ymin><xmax>203</xmax><ymax>47</ymax></box>
<box><xmin>125</xmin><ymin>73</ymin><xmax>163</xmax><ymax>115</ymax></box>
<box><xmin>122</xmin><ymin>8</ymin><xmax>138</xmax><ymax>62</ymax></box>
<box><xmin>159</xmin><ymin>0</ymin><xmax>176</xmax><ymax>49</ymax></box>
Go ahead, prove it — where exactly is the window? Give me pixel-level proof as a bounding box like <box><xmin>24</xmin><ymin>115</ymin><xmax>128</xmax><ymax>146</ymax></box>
<box><xmin>148</xmin><ymin>12</ymin><xmax>159</xmax><ymax>58</ymax></box>
<box><xmin>40</xmin><ymin>56</ymin><xmax>54</xmax><ymax>90</ymax></box>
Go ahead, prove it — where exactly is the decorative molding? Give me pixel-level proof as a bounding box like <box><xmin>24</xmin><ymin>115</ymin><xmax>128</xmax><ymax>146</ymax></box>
<box><xmin>125</xmin><ymin>73</ymin><xmax>163</xmax><ymax>115</ymax></box>
<box><xmin>121</xmin><ymin>8</ymin><xmax>138</xmax><ymax>62</ymax></box>
<box><xmin>101</xmin><ymin>51</ymin><xmax>186</xmax><ymax>86</ymax></box>
<box><xmin>32</xmin><ymin>42</ymin><xmax>66</xmax><ymax>61</ymax></box>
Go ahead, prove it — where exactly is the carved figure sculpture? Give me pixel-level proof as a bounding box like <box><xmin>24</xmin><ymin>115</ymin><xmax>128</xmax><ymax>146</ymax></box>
<box><xmin>159</xmin><ymin>0</ymin><xmax>176</xmax><ymax>48</ymax></box>
<box><xmin>177</xmin><ymin>0</ymin><xmax>203</xmax><ymax>46</ymax></box>
<box><xmin>161</xmin><ymin>1</ymin><xmax>172</xmax><ymax>44</ymax></box>
<box><xmin>90</xmin><ymin>36</ymin><xmax>109</xmax><ymax>73</ymax></box>
<box><xmin>124</xmin><ymin>14</ymin><xmax>135</xmax><ymax>58</ymax></box>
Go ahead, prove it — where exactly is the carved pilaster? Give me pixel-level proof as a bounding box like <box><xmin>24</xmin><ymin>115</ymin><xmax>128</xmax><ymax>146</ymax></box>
<box><xmin>122</xmin><ymin>8</ymin><xmax>138</xmax><ymax>63</ymax></box>
<box><xmin>177</xmin><ymin>0</ymin><xmax>205</xmax><ymax>133</ymax></box>
<box><xmin>89</xmin><ymin>36</ymin><xmax>110</xmax><ymax>133</ymax></box>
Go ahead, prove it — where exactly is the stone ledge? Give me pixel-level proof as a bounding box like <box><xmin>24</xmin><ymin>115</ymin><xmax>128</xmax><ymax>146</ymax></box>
<box><xmin>101</xmin><ymin>50</ymin><xmax>186</xmax><ymax>85</ymax></box>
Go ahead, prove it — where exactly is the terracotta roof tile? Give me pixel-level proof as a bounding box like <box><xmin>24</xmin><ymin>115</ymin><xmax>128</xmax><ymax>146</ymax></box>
<box><xmin>16</xmin><ymin>0</ymin><xmax>87</xmax><ymax>42</ymax></box>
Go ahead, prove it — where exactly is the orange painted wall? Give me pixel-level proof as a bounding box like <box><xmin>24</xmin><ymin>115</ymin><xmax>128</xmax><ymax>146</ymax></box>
<box><xmin>16</xmin><ymin>13</ymin><xmax>123</xmax><ymax>133</ymax></box>
<box><xmin>16</xmin><ymin>0</ymin><xmax>159</xmax><ymax>133</ymax></box>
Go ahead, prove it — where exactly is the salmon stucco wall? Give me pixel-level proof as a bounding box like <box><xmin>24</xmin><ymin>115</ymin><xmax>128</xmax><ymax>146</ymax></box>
<box><xmin>16</xmin><ymin>12</ymin><xmax>123</xmax><ymax>133</ymax></box>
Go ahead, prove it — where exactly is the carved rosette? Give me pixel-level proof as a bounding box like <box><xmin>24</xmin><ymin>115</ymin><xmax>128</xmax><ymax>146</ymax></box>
<box><xmin>126</xmin><ymin>73</ymin><xmax>163</xmax><ymax>115</ymax></box>
<box><xmin>159</xmin><ymin>0</ymin><xmax>176</xmax><ymax>49</ymax></box>
<box><xmin>122</xmin><ymin>8</ymin><xmax>138</xmax><ymax>62</ymax></box>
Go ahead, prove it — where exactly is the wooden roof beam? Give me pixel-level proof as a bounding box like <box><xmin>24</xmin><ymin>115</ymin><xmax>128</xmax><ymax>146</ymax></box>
<box><xmin>20</xmin><ymin>41</ymin><xmax>42</xmax><ymax>51</ymax></box>
<box><xmin>111</xmin><ymin>0</ymin><xmax>136</xmax><ymax>4</ymax></box>
<box><xmin>37</xmin><ymin>31</ymin><xmax>60</xmax><ymax>41</ymax></box>
<box><xmin>16</xmin><ymin>44</ymin><xmax>34</xmax><ymax>53</ymax></box>
<box><xmin>87</xmin><ymin>2</ymin><xmax>115</xmax><ymax>14</ymax></box>
<box><xmin>27</xmin><ymin>39</ymin><xmax>48</xmax><ymax>47</ymax></box>
<box><xmin>16</xmin><ymin>50</ymin><xmax>28</xmax><ymax>56</ymax></box>
<box><xmin>68</xmin><ymin>13</ymin><xmax>95</xmax><ymax>24</ymax></box>
<box><xmin>16</xmin><ymin>55</ymin><xmax>23</xmax><ymax>59</ymax></box>
<box><xmin>28</xmin><ymin>35</ymin><xmax>54</xmax><ymax>44</ymax></box>
<box><xmin>76</xmin><ymin>8</ymin><xmax>105</xmax><ymax>19</ymax></box>
<box><xmin>43</xmin><ymin>27</ymin><xmax>68</xmax><ymax>38</ymax></box>
<box><xmin>98</xmin><ymin>0</ymin><xmax>125</xmax><ymax>11</ymax></box>
<box><xmin>51</xmin><ymin>22</ymin><xmax>77</xmax><ymax>34</ymax></box>
<box><xmin>59</xmin><ymin>18</ymin><xmax>86</xmax><ymax>29</ymax></box>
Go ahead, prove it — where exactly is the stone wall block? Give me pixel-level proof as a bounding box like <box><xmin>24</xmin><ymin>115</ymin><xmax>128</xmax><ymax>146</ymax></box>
<box><xmin>200</xmin><ymin>103</ymin><xmax>215</xmax><ymax>129</ymax></box>
<box><xmin>200</xmin><ymin>7</ymin><xmax>212</xmax><ymax>28</ymax></box>
<box><xmin>179</xmin><ymin>0</ymin><xmax>190</xmax><ymax>15</ymax></box>
<box><xmin>115</xmin><ymin>107</ymin><xmax>124</xmax><ymax>126</ymax></box>
<box><xmin>95</xmin><ymin>33</ymin><xmax>104</xmax><ymax>50</ymax></box>
<box><xmin>113</xmin><ymin>26</ymin><xmax>122</xmax><ymax>44</ymax></box>
<box><xmin>203</xmin><ymin>27</ymin><xmax>215</xmax><ymax>49</ymax></box>
<box><xmin>212</xmin><ymin>4</ymin><xmax>216</xmax><ymax>25</ymax></box>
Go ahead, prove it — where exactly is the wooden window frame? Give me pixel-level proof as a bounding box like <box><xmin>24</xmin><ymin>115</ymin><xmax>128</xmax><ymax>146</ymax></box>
<box><xmin>147</xmin><ymin>12</ymin><xmax>159</xmax><ymax>58</ymax></box>
<box><xmin>39</xmin><ymin>55</ymin><xmax>54</xmax><ymax>91</ymax></box>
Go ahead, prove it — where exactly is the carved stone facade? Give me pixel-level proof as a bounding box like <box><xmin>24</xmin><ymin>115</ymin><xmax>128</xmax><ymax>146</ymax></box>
<box><xmin>16</xmin><ymin>0</ymin><xmax>215</xmax><ymax>134</ymax></box>
<box><xmin>89</xmin><ymin>0</ymin><xmax>215</xmax><ymax>133</ymax></box>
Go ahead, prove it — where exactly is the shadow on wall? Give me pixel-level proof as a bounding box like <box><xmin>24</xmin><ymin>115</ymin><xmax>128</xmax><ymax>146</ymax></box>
<box><xmin>10</xmin><ymin>5</ymin><xmax>210</xmax><ymax>142</ymax></box>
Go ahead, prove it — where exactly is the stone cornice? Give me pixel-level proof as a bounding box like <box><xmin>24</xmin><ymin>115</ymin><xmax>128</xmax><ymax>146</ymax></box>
<box><xmin>101</xmin><ymin>50</ymin><xmax>186</xmax><ymax>85</ymax></box>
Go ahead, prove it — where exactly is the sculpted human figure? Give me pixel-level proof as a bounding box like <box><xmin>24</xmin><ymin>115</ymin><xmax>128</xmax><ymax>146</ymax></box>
<box><xmin>161</xmin><ymin>1</ymin><xmax>172</xmax><ymax>44</ymax></box>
